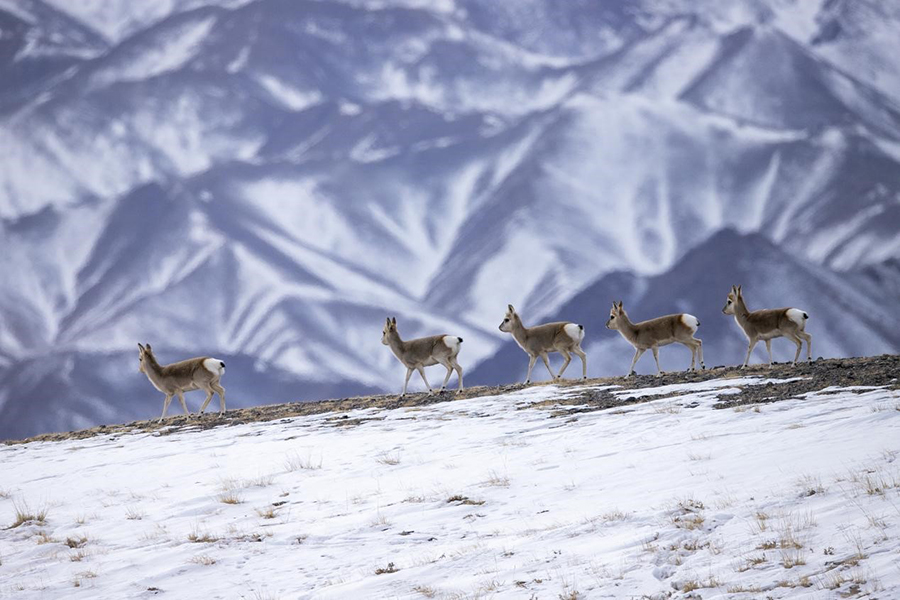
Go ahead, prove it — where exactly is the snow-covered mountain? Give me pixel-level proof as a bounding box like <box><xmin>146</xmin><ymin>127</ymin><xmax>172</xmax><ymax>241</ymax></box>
<box><xmin>2</xmin><ymin>0</ymin><xmax>899</xmax><ymax>439</ymax></box>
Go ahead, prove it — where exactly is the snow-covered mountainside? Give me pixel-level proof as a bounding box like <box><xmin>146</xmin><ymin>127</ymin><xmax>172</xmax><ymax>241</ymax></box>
<box><xmin>2</xmin><ymin>0</ymin><xmax>900</xmax><ymax>439</ymax></box>
<box><xmin>2</xmin><ymin>365</ymin><xmax>899</xmax><ymax>598</ymax></box>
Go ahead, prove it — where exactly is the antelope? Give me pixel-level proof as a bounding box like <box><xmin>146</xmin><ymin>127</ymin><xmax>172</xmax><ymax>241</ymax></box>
<box><xmin>381</xmin><ymin>317</ymin><xmax>464</xmax><ymax>396</ymax></box>
<box><xmin>137</xmin><ymin>343</ymin><xmax>226</xmax><ymax>422</ymax></box>
<box><xmin>498</xmin><ymin>304</ymin><xmax>587</xmax><ymax>384</ymax></box>
<box><xmin>606</xmin><ymin>301</ymin><xmax>704</xmax><ymax>376</ymax></box>
<box><xmin>722</xmin><ymin>285</ymin><xmax>812</xmax><ymax>367</ymax></box>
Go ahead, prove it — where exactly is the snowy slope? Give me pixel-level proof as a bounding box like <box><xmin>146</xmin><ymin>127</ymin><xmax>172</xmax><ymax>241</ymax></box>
<box><xmin>2</xmin><ymin>0</ymin><xmax>900</xmax><ymax>439</ymax></box>
<box><xmin>2</xmin><ymin>376</ymin><xmax>899</xmax><ymax>598</ymax></box>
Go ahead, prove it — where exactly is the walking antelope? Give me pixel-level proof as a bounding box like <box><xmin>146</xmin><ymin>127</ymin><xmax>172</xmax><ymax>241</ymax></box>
<box><xmin>381</xmin><ymin>317</ymin><xmax>464</xmax><ymax>396</ymax></box>
<box><xmin>498</xmin><ymin>305</ymin><xmax>587</xmax><ymax>384</ymax></box>
<box><xmin>137</xmin><ymin>343</ymin><xmax>226</xmax><ymax>421</ymax></box>
<box><xmin>722</xmin><ymin>285</ymin><xmax>812</xmax><ymax>367</ymax></box>
<box><xmin>606</xmin><ymin>301</ymin><xmax>704</xmax><ymax>376</ymax></box>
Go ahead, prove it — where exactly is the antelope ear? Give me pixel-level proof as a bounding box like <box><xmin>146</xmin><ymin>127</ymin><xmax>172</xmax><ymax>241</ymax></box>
<box><xmin>145</xmin><ymin>343</ymin><xmax>152</xmax><ymax>352</ymax></box>
<box><xmin>737</xmin><ymin>285</ymin><xmax>742</xmax><ymax>295</ymax></box>
<box><xmin>391</xmin><ymin>317</ymin><xmax>397</xmax><ymax>326</ymax></box>
<box><xmin>385</xmin><ymin>317</ymin><xmax>391</xmax><ymax>325</ymax></box>
<box><xmin>137</xmin><ymin>343</ymin><xmax>145</xmax><ymax>352</ymax></box>
<box><xmin>507</xmin><ymin>304</ymin><xmax>515</xmax><ymax>313</ymax></box>
<box><xmin>617</xmin><ymin>301</ymin><xmax>624</xmax><ymax>310</ymax></box>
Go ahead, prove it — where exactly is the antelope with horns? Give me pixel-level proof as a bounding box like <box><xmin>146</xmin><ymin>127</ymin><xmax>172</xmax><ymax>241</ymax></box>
<box><xmin>137</xmin><ymin>343</ymin><xmax>226</xmax><ymax>422</ymax></box>
<box><xmin>381</xmin><ymin>317</ymin><xmax>464</xmax><ymax>396</ymax></box>
<box><xmin>498</xmin><ymin>304</ymin><xmax>587</xmax><ymax>384</ymax></box>
<box><xmin>722</xmin><ymin>285</ymin><xmax>812</xmax><ymax>367</ymax></box>
<box><xmin>606</xmin><ymin>301</ymin><xmax>704</xmax><ymax>376</ymax></box>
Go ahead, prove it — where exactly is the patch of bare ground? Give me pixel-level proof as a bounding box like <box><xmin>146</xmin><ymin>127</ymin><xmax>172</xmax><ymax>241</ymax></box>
<box><xmin>6</xmin><ymin>356</ymin><xmax>898</xmax><ymax>445</ymax></box>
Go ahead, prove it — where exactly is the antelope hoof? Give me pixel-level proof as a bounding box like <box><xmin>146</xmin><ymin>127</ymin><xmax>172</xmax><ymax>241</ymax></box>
<box><xmin>524</xmin><ymin>379</ymin><xmax>531</xmax><ymax>385</ymax></box>
<box><xmin>701</xmin><ymin>363</ymin><xmax>706</xmax><ymax>370</ymax></box>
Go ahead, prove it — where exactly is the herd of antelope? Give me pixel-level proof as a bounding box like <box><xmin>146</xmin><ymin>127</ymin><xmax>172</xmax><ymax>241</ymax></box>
<box><xmin>139</xmin><ymin>286</ymin><xmax>812</xmax><ymax>420</ymax></box>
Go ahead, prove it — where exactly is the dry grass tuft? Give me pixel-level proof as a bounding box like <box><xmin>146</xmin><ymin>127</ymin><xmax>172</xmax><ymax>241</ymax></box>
<box><xmin>369</xmin><ymin>510</ymin><xmax>391</xmax><ymax>528</ymax></box>
<box><xmin>482</xmin><ymin>470</ymin><xmax>511</xmax><ymax>488</ymax></box>
<box><xmin>412</xmin><ymin>584</ymin><xmax>437</xmax><ymax>598</ymax></box>
<box><xmin>284</xmin><ymin>451</ymin><xmax>322</xmax><ymax>471</ymax></box>
<box><xmin>218</xmin><ymin>491</ymin><xmax>243</xmax><ymax>505</ymax></box>
<box><xmin>69</xmin><ymin>549</ymin><xmax>89</xmax><ymax>562</ymax></box>
<box><xmin>796</xmin><ymin>474</ymin><xmax>826</xmax><ymax>496</ymax></box>
<box><xmin>34</xmin><ymin>531</ymin><xmax>57</xmax><ymax>545</ymax></box>
<box><xmin>124</xmin><ymin>506</ymin><xmax>145</xmax><ymax>520</ymax></box>
<box><xmin>9</xmin><ymin>501</ymin><xmax>49</xmax><ymax>528</ymax></box>
<box><xmin>780</xmin><ymin>548</ymin><xmax>806</xmax><ymax>569</ymax></box>
<box><xmin>845</xmin><ymin>466</ymin><xmax>899</xmax><ymax>497</ymax></box>
<box><xmin>187</xmin><ymin>527</ymin><xmax>220</xmax><ymax>544</ymax></box>
<box><xmin>189</xmin><ymin>554</ymin><xmax>217</xmax><ymax>566</ymax></box>
<box><xmin>374</xmin><ymin>561</ymin><xmax>398</xmax><ymax>575</ymax></box>
<box><xmin>255</xmin><ymin>506</ymin><xmax>278</xmax><ymax>520</ymax></box>
<box><xmin>65</xmin><ymin>535</ymin><xmax>88</xmax><ymax>549</ymax></box>
<box><xmin>600</xmin><ymin>509</ymin><xmax>627</xmax><ymax>523</ymax></box>
<box><xmin>72</xmin><ymin>569</ymin><xmax>97</xmax><ymax>587</ymax></box>
<box><xmin>671</xmin><ymin>498</ymin><xmax>706</xmax><ymax>531</ymax></box>
<box><xmin>734</xmin><ymin>554</ymin><xmax>767</xmax><ymax>572</ymax></box>
<box><xmin>680</xmin><ymin>575</ymin><xmax>720</xmax><ymax>592</ymax></box>
<box><xmin>446</xmin><ymin>495</ymin><xmax>485</xmax><ymax>506</ymax></box>
<box><xmin>374</xmin><ymin>450</ymin><xmax>402</xmax><ymax>466</ymax></box>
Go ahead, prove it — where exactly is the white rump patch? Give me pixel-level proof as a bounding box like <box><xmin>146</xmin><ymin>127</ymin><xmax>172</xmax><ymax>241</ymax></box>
<box><xmin>564</xmin><ymin>323</ymin><xmax>584</xmax><ymax>344</ymax></box>
<box><xmin>681</xmin><ymin>314</ymin><xmax>700</xmax><ymax>333</ymax></box>
<box><xmin>786</xmin><ymin>308</ymin><xmax>807</xmax><ymax>329</ymax></box>
<box><xmin>204</xmin><ymin>358</ymin><xmax>225</xmax><ymax>376</ymax></box>
<box><xmin>442</xmin><ymin>336</ymin><xmax>461</xmax><ymax>354</ymax></box>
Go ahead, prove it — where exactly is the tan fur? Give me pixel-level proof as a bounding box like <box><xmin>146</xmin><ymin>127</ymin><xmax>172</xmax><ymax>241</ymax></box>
<box><xmin>722</xmin><ymin>285</ymin><xmax>812</xmax><ymax>367</ymax></box>
<box><xmin>138</xmin><ymin>343</ymin><xmax>226</xmax><ymax>421</ymax></box>
<box><xmin>499</xmin><ymin>305</ymin><xmax>587</xmax><ymax>383</ymax></box>
<box><xmin>606</xmin><ymin>301</ymin><xmax>704</xmax><ymax>376</ymax></box>
<box><xmin>381</xmin><ymin>317</ymin><xmax>464</xmax><ymax>396</ymax></box>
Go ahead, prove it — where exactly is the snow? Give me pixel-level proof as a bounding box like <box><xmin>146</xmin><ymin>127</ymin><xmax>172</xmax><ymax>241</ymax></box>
<box><xmin>255</xmin><ymin>76</ymin><xmax>324</xmax><ymax>112</ymax></box>
<box><xmin>3</xmin><ymin>376</ymin><xmax>898</xmax><ymax>598</ymax></box>
<box><xmin>91</xmin><ymin>16</ymin><xmax>217</xmax><ymax>86</ymax></box>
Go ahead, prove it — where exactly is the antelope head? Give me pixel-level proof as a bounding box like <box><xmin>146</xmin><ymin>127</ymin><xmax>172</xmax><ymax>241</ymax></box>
<box><xmin>381</xmin><ymin>317</ymin><xmax>397</xmax><ymax>345</ymax></box>
<box><xmin>606</xmin><ymin>301</ymin><xmax>624</xmax><ymax>330</ymax></box>
<box><xmin>499</xmin><ymin>304</ymin><xmax>519</xmax><ymax>333</ymax></box>
<box><xmin>722</xmin><ymin>285</ymin><xmax>742</xmax><ymax>315</ymax></box>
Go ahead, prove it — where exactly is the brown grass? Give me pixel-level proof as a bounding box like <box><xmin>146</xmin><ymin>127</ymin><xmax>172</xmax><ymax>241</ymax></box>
<box><xmin>447</xmin><ymin>495</ymin><xmax>485</xmax><ymax>506</ymax></box>
<box><xmin>284</xmin><ymin>451</ymin><xmax>322</xmax><ymax>471</ymax></box>
<box><xmin>218</xmin><ymin>491</ymin><xmax>243</xmax><ymax>505</ymax></box>
<box><xmin>9</xmin><ymin>501</ymin><xmax>49</xmax><ymax>528</ymax></box>
<box><xmin>255</xmin><ymin>506</ymin><xmax>277</xmax><ymax>520</ymax></box>
<box><xmin>34</xmin><ymin>531</ymin><xmax>57</xmax><ymax>545</ymax></box>
<box><xmin>482</xmin><ymin>470</ymin><xmax>510</xmax><ymax>488</ymax></box>
<box><xmin>187</xmin><ymin>527</ymin><xmax>220</xmax><ymax>543</ymax></box>
<box><xmin>374</xmin><ymin>561</ymin><xmax>398</xmax><ymax>575</ymax></box>
<box><xmin>65</xmin><ymin>535</ymin><xmax>88</xmax><ymax>549</ymax></box>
